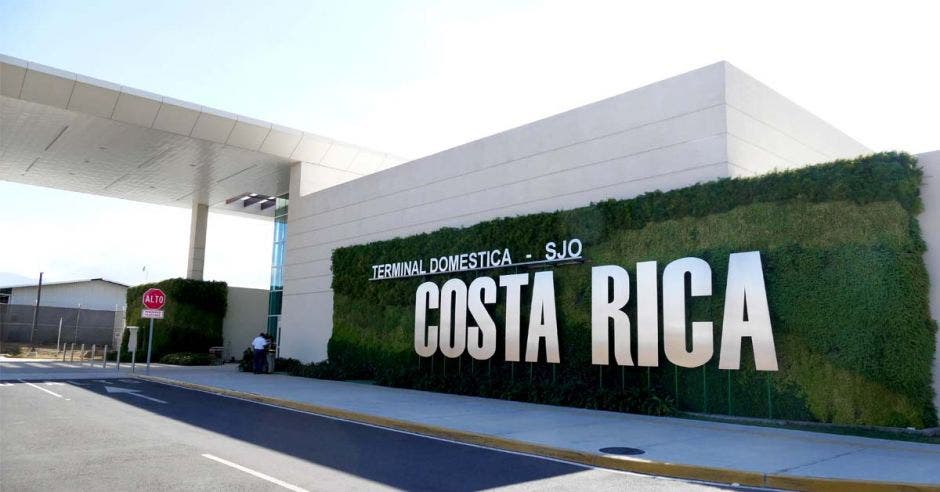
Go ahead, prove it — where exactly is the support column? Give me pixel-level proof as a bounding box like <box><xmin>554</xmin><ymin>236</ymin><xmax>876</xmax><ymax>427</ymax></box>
<box><xmin>186</xmin><ymin>202</ymin><xmax>209</xmax><ymax>280</ymax></box>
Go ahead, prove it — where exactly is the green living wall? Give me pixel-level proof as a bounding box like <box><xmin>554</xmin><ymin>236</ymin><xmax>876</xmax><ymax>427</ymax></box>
<box><xmin>329</xmin><ymin>152</ymin><xmax>937</xmax><ymax>428</ymax></box>
<box><xmin>124</xmin><ymin>278</ymin><xmax>227</xmax><ymax>361</ymax></box>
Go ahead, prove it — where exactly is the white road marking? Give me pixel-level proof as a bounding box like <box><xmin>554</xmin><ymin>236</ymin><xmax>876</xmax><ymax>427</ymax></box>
<box><xmin>26</xmin><ymin>362</ymin><xmax>51</xmax><ymax>368</ymax></box>
<box><xmin>119</xmin><ymin>379</ymin><xmax>141</xmax><ymax>384</ymax></box>
<box><xmin>44</xmin><ymin>382</ymin><xmax>65</xmax><ymax>386</ymax></box>
<box><xmin>103</xmin><ymin>385</ymin><xmax>167</xmax><ymax>404</ymax></box>
<box><xmin>0</xmin><ymin>382</ymin><xmax>13</xmax><ymax>387</ymax></box>
<box><xmin>19</xmin><ymin>380</ymin><xmax>64</xmax><ymax>398</ymax></box>
<box><xmin>201</xmin><ymin>454</ymin><xmax>309</xmax><ymax>492</ymax></box>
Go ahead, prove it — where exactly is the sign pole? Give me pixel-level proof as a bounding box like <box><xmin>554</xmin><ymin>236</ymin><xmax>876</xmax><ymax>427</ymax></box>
<box><xmin>146</xmin><ymin>318</ymin><xmax>154</xmax><ymax>374</ymax></box>
<box><xmin>140</xmin><ymin>288</ymin><xmax>166</xmax><ymax>375</ymax></box>
<box><xmin>127</xmin><ymin>326</ymin><xmax>138</xmax><ymax>373</ymax></box>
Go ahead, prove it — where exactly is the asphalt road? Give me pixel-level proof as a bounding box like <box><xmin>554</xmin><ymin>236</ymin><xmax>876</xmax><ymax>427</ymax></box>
<box><xmin>0</xmin><ymin>371</ymin><xmax>756</xmax><ymax>491</ymax></box>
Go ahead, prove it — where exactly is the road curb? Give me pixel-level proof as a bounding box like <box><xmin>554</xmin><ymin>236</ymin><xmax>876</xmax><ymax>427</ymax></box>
<box><xmin>135</xmin><ymin>374</ymin><xmax>939</xmax><ymax>491</ymax></box>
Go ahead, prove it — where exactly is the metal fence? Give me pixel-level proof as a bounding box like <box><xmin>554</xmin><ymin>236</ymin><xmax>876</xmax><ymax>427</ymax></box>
<box><xmin>0</xmin><ymin>303</ymin><xmax>121</xmax><ymax>349</ymax></box>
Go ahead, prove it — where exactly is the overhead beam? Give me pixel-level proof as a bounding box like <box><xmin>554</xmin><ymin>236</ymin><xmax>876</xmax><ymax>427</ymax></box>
<box><xmin>225</xmin><ymin>193</ymin><xmax>250</xmax><ymax>205</ymax></box>
<box><xmin>243</xmin><ymin>196</ymin><xmax>264</xmax><ymax>207</ymax></box>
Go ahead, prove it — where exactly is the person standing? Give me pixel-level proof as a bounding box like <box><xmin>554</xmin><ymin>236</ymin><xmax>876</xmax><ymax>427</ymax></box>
<box><xmin>251</xmin><ymin>333</ymin><xmax>268</xmax><ymax>374</ymax></box>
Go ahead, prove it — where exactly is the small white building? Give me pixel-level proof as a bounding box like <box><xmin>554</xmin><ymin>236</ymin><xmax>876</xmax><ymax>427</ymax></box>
<box><xmin>2</xmin><ymin>278</ymin><xmax>128</xmax><ymax>311</ymax></box>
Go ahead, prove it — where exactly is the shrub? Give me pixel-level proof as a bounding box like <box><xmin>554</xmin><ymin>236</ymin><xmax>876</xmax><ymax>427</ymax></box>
<box><xmin>327</xmin><ymin>152</ymin><xmax>936</xmax><ymax>427</ymax></box>
<box><xmin>159</xmin><ymin>352</ymin><xmax>214</xmax><ymax>366</ymax></box>
<box><xmin>124</xmin><ymin>278</ymin><xmax>227</xmax><ymax>361</ymax></box>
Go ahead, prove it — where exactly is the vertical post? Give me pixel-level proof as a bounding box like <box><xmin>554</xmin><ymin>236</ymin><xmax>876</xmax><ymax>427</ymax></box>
<box><xmin>131</xmin><ymin>350</ymin><xmax>136</xmax><ymax>373</ymax></box>
<box><xmin>28</xmin><ymin>272</ymin><xmax>43</xmax><ymax>348</ymax></box>
<box><xmin>73</xmin><ymin>304</ymin><xmax>82</xmax><ymax>343</ymax></box>
<box><xmin>674</xmin><ymin>365</ymin><xmax>679</xmax><ymax>402</ymax></box>
<box><xmin>116</xmin><ymin>339</ymin><xmax>122</xmax><ymax>372</ymax></box>
<box><xmin>56</xmin><ymin>318</ymin><xmax>63</xmax><ymax>352</ymax></box>
<box><xmin>702</xmin><ymin>366</ymin><xmax>707</xmax><ymax>413</ymax></box>
<box><xmin>70</xmin><ymin>343</ymin><xmax>75</xmax><ymax>362</ymax></box>
<box><xmin>727</xmin><ymin>371</ymin><xmax>732</xmax><ymax>415</ymax></box>
<box><xmin>62</xmin><ymin>345</ymin><xmax>67</xmax><ymax>362</ymax></box>
<box><xmin>102</xmin><ymin>345</ymin><xmax>108</xmax><ymax>368</ymax></box>
<box><xmin>146</xmin><ymin>318</ymin><xmax>154</xmax><ymax>374</ymax></box>
<box><xmin>90</xmin><ymin>344</ymin><xmax>96</xmax><ymax>366</ymax></box>
<box><xmin>80</xmin><ymin>343</ymin><xmax>85</xmax><ymax>363</ymax></box>
<box><xmin>767</xmin><ymin>373</ymin><xmax>773</xmax><ymax>420</ymax></box>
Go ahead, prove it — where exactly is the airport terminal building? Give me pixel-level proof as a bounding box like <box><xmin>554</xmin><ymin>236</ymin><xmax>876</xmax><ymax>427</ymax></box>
<box><xmin>2</xmin><ymin>55</ymin><xmax>938</xmax><ymax>427</ymax></box>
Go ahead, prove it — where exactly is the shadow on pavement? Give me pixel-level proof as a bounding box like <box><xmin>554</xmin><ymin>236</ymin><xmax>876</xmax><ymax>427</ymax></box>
<box><xmin>73</xmin><ymin>378</ymin><xmax>597</xmax><ymax>490</ymax></box>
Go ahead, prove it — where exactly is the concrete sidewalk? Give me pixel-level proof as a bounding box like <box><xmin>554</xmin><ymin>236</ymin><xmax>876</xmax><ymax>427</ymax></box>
<box><xmin>128</xmin><ymin>364</ymin><xmax>940</xmax><ymax>489</ymax></box>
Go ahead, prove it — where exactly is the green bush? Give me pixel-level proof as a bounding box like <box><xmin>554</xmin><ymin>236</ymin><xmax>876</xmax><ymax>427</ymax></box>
<box><xmin>159</xmin><ymin>352</ymin><xmax>215</xmax><ymax>366</ymax></box>
<box><xmin>328</xmin><ymin>152</ymin><xmax>937</xmax><ymax>428</ymax></box>
<box><xmin>124</xmin><ymin>278</ymin><xmax>227</xmax><ymax>361</ymax></box>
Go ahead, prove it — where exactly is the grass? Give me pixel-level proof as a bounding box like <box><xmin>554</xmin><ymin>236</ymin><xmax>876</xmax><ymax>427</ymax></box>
<box><xmin>680</xmin><ymin>412</ymin><xmax>940</xmax><ymax>444</ymax></box>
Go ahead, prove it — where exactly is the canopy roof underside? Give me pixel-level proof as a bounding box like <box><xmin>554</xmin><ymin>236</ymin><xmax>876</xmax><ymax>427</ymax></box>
<box><xmin>0</xmin><ymin>54</ymin><xmax>403</xmax><ymax>217</ymax></box>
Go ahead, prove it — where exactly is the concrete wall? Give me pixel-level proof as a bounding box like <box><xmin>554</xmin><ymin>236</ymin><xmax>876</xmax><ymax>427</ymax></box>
<box><xmin>222</xmin><ymin>286</ymin><xmax>268</xmax><ymax>360</ymax></box>
<box><xmin>917</xmin><ymin>150</ymin><xmax>940</xmax><ymax>415</ymax></box>
<box><xmin>280</xmin><ymin>62</ymin><xmax>872</xmax><ymax>362</ymax></box>
<box><xmin>10</xmin><ymin>280</ymin><xmax>127</xmax><ymax>311</ymax></box>
<box><xmin>724</xmin><ymin>64</ymin><xmax>869</xmax><ymax>176</ymax></box>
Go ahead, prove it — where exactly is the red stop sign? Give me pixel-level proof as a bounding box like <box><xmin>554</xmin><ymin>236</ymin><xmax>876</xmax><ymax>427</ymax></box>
<box><xmin>142</xmin><ymin>288</ymin><xmax>167</xmax><ymax>310</ymax></box>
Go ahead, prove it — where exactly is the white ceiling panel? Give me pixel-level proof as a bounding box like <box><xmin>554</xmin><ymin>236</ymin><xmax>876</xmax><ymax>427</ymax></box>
<box><xmin>290</xmin><ymin>133</ymin><xmax>332</xmax><ymax>163</ymax></box>
<box><xmin>0</xmin><ymin>61</ymin><xmax>27</xmax><ymax>98</ymax></box>
<box><xmin>1</xmin><ymin>95</ymin><xmax>290</xmax><ymax>214</ymax></box>
<box><xmin>151</xmin><ymin>102</ymin><xmax>199</xmax><ymax>135</ymax></box>
<box><xmin>20</xmin><ymin>68</ymin><xmax>74</xmax><ymax>109</ymax></box>
<box><xmin>226</xmin><ymin>119</ymin><xmax>270</xmax><ymax>151</ymax></box>
<box><xmin>191</xmin><ymin>112</ymin><xmax>236</xmax><ymax>144</ymax></box>
<box><xmin>68</xmin><ymin>81</ymin><xmax>120</xmax><ymax>118</ymax></box>
<box><xmin>259</xmin><ymin>125</ymin><xmax>302</xmax><ymax>157</ymax></box>
<box><xmin>0</xmin><ymin>53</ymin><xmax>405</xmax><ymax>217</ymax></box>
<box><xmin>111</xmin><ymin>92</ymin><xmax>161</xmax><ymax>127</ymax></box>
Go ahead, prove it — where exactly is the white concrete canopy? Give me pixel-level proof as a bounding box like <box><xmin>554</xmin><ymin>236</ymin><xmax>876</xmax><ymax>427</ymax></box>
<box><xmin>0</xmin><ymin>53</ymin><xmax>405</xmax><ymax>217</ymax></box>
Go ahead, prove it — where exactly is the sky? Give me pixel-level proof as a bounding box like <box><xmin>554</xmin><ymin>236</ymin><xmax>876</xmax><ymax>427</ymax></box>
<box><xmin>0</xmin><ymin>0</ymin><xmax>937</xmax><ymax>289</ymax></box>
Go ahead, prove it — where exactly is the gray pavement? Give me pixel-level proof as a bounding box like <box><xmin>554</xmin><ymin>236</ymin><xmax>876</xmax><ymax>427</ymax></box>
<box><xmin>132</xmin><ymin>363</ymin><xmax>940</xmax><ymax>486</ymax></box>
<box><xmin>0</xmin><ymin>362</ymin><xmax>740</xmax><ymax>491</ymax></box>
<box><xmin>3</xmin><ymin>358</ymin><xmax>939</xmax><ymax>487</ymax></box>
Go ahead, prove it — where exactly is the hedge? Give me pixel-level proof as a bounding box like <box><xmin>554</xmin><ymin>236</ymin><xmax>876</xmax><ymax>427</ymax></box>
<box><xmin>159</xmin><ymin>352</ymin><xmax>215</xmax><ymax>366</ymax></box>
<box><xmin>329</xmin><ymin>152</ymin><xmax>937</xmax><ymax>428</ymax></box>
<box><xmin>124</xmin><ymin>278</ymin><xmax>227</xmax><ymax>361</ymax></box>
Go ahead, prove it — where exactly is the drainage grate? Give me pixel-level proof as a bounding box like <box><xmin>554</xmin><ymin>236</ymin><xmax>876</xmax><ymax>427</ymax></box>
<box><xmin>598</xmin><ymin>446</ymin><xmax>645</xmax><ymax>456</ymax></box>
